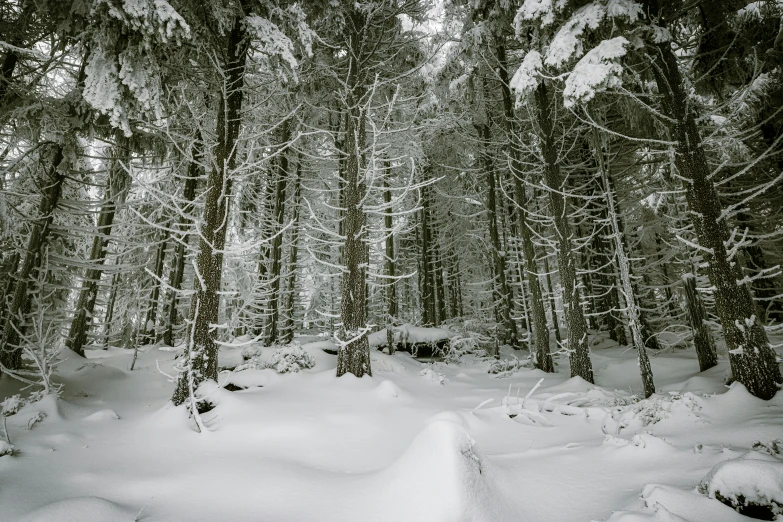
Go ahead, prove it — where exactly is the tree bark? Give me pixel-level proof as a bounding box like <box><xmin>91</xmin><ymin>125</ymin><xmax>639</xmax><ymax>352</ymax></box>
<box><xmin>163</xmin><ymin>143</ymin><xmax>201</xmax><ymax>347</ymax></box>
<box><xmin>647</xmin><ymin>35</ymin><xmax>781</xmax><ymax>399</ymax></box>
<box><xmin>534</xmin><ymin>83</ymin><xmax>593</xmax><ymax>382</ymax></box>
<box><xmin>280</xmin><ymin>157</ymin><xmax>302</xmax><ymax>344</ymax></box>
<box><xmin>66</xmin><ymin>137</ymin><xmax>129</xmax><ymax>355</ymax></box>
<box><xmin>264</xmin><ymin>119</ymin><xmax>291</xmax><ymax>345</ymax></box>
<box><xmin>336</xmin><ymin>6</ymin><xmax>371</xmax><ymax>378</ymax></box>
<box><xmin>1</xmin><ymin>144</ymin><xmax>65</xmax><ymax>371</ymax></box>
<box><xmin>476</xmin><ymin>120</ymin><xmax>519</xmax><ymax>348</ymax></box>
<box><xmin>141</xmin><ymin>235</ymin><xmax>168</xmax><ymax>345</ymax></box>
<box><xmin>497</xmin><ymin>44</ymin><xmax>553</xmax><ymax>370</ymax></box>
<box><xmin>172</xmin><ymin>13</ymin><xmax>249</xmax><ymax>405</ymax></box>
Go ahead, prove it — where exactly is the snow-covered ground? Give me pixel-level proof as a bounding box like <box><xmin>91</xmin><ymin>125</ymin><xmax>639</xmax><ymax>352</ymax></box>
<box><xmin>1</xmin><ymin>334</ymin><xmax>781</xmax><ymax>521</ymax></box>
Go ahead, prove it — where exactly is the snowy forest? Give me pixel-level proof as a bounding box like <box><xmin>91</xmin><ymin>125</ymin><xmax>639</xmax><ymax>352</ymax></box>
<box><xmin>1</xmin><ymin>0</ymin><xmax>783</xmax><ymax>520</ymax></box>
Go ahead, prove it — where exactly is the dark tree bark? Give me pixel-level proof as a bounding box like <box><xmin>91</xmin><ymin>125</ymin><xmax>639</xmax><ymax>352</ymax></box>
<box><xmin>383</xmin><ymin>177</ymin><xmax>397</xmax><ymax>353</ymax></box>
<box><xmin>336</xmin><ymin>6</ymin><xmax>371</xmax><ymax>378</ymax></box>
<box><xmin>163</xmin><ymin>144</ymin><xmax>201</xmax><ymax>347</ymax></box>
<box><xmin>534</xmin><ymin>83</ymin><xmax>594</xmax><ymax>382</ymax></box>
<box><xmin>172</xmin><ymin>12</ymin><xmax>249</xmax><ymax>405</ymax></box>
<box><xmin>645</xmin><ymin>21</ymin><xmax>781</xmax><ymax>399</ymax></box>
<box><xmin>264</xmin><ymin>119</ymin><xmax>291</xmax><ymax>345</ymax></box>
<box><xmin>682</xmin><ymin>274</ymin><xmax>718</xmax><ymax>371</ymax></box>
<box><xmin>280</xmin><ymin>157</ymin><xmax>302</xmax><ymax>344</ymax></box>
<box><xmin>496</xmin><ymin>44</ymin><xmax>553</xmax><ymax>370</ymax></box>
<box><xmin>0</xmin><ymin>252</ymin><xmax>20</xmax><ymax>328</ymax></box>
<box><xmin>140</xmin><ymin>235</ymin><xmax>168</xmax><ymax>345</ymax></box>
<box><xmin>1</xmin><ymin>144</ymin><xmax>64</xmax><ymax>371</ymax></box>
<box><xmin>476</xmin><ymin>119</ymin><xmax>519</xmax><ymax>348</ymax></box>
<box><xmin>67</xmin><ymin>137</ymin><xmax>130</xmax><ymax>356</ymax></box>
<box><xmin>419</xmin><ymin>180</ymin><xmax>436</xmax><ymax>326</ymax></box>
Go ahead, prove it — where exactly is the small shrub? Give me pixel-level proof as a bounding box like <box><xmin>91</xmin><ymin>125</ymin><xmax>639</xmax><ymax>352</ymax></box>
<box><xmin>236</xmin><ymin>345</ymin><xmax>316</xmax><ymax>374</ymax></box>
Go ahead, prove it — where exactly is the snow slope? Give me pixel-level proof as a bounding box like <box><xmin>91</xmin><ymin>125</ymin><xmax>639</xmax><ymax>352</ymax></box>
<box><xmin>0</xmin><ymin>336</ymin><xmax>781</xmax><ymax>521</ymax></box>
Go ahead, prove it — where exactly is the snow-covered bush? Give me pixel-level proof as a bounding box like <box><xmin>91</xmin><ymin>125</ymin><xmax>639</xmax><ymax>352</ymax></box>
<box><xmin>487</xmin><ymin>357</ymin><xmax>524</xmax><ymax>376</ymax></box>
<box><xmin>698</xmin><ymin>455</ymin><xmax>783</xmax><ymax>519</ymax></box>
<box><xmin>611</xmin><ymin>392</ymin><xmax>701</xmax><ymax>432</ymax></box>
<box><xmin>240</xmin><ymin>344</ymin><xmax>264</xmax><ymax>361</ymax></box>
<box><xmin>236</xmin><ymin>345</ymin><xmax>315</xmax><ymax>374</ymax></box>
<box><xmin>267</xmin><ymin>345</ymin><xmax>315</xmax><ymax>373</ymax></box>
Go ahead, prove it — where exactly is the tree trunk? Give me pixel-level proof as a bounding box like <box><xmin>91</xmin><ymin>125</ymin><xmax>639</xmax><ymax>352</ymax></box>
<box><xmin>163</xmin><ymin>144</ymin><xmax>201</xmax><ymax>347</ymax></box>
<box><xmin>172</xmin><ymin>14</ymin><xmax>248</xmax><ymax>405</ymax></box>
<box><xmin>419</xmin><ymin>182</ymin><xmax>436</xmax><ymax>325</ymax></box>
<box><xmin>543</xmin><ymin>253</ymin><xmax>562</xmax><ymax>347</ymax></box>
<box><xmin>496</xmin><ymin>46</ymin><xmax>553</xmax><ymax>368</ymax></box>
<box><xmin>647</xmin><ymin>35</ymin><xmax>781</xmax><ymax>399</ymax></box>
<box><xmin>595</xmin><ymin>135</ymin><xmax>655</xmax><ymax>397</ymax></box>
<box><xmin>141</xmin><ymin>235</ymin><xmax>168</xmax><ymax>345</ymax></box>
<box><xmin>1</xmin><ymin>144</ymin><xmax>64</xmax><ymax>371</ymax></box>
<box><xmin>0</xmin><ymin>252</ymin><xmax>20</xmax><ymax>328</ymax></box>
<box><xmin>264</xmin><ymin>119</ymin><xmax>291</xmax><ymax>345</ymax></box>
<box><xmin>534</xmin><ymin>83</ymin><xmax>593</xmax><ymax>382</ymax></box>
<box><xmin>477</xmin><ymin>118</ymin><xmax>519</xmax><ymax>348</ymax></box>
<box><xmin>682</xmin><ymin>273</ymin><xmax>718</xmax><ymax>371</ymax></box>
<box><xmin>383</xmin><ymin>177</ymin><xmax>397</xmax><ymax>353</ymax></box>
<box><xmin>336</xmin><ymin>7</ymin><xmax>371</xmax><ymax>378</ymax></box>
<box><xmin>280</xmin><ymin>157</ymin><xmax>302</xmax><ymax>344</ymax></box>
<box><xmin>67</xmin><ymin>137</ymin><xmax>129</xmax><ymax>356</ymax></box>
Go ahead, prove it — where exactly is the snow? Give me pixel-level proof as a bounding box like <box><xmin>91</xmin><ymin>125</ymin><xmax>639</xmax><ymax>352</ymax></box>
<box><xmin>546</xmin><ymin>3</ymin><xmax>607</xmax><ymax>67</ymax></box>
<box><xmin>18</xmin><ymin>496</ymin><xmax>134</xmax><ymax>522</ymax></box>
<box><xmin>510</xmin><ymin>50</ymin><xmax>543</xmax><ymax>103</ymax></box>
<box><xmin>697</xmin><ymin>454</ymin><xmax>783</xmax><ymax>515</ymax></box>
<box><xmin>0</xmin><ymin>332</ymin><xmax>782</xmax><ymax>521</ymax></box>
<box><xmin>563</xmin><ymin>37</ymin><xmax>630</xmax><ymax>108</ymax></box>
<box><xmin>515</xmin><ymin>0</ymin><xmax>561</xmax><ymax>28</ymax></box>
<box><xmin>543</xmin><ymin>0</ymin><xmax>644</xmax><ymax>67</ymax></box>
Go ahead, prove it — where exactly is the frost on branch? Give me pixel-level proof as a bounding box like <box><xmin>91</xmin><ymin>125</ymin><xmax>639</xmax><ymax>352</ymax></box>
<box><xmin>545</xmin><ymin>0</ymin><xmax>643</xmax><ymax>67</ymax></box>
<box><xmin>510</xmin><ymin>50</ymin><xmax>543</xmax><ymax>104</ymax></box>
<box><xmin>563</xmin><ymin>37</ymin><xmax>630</xmax><ymax>107</ymax></box>
<box><xmin>515</xmin><ymin>0</ymin><xmax>565</xmax><ymax>29</ymax></box>
<box><xmin>93</xmin><ymin>0</ymin><xmax>190</xmax><ymax>44</ymax></box>
<box><xmin>244</xmin><ymin>15</ymin><xmax>300</xmax><ymax>80</ymax></box>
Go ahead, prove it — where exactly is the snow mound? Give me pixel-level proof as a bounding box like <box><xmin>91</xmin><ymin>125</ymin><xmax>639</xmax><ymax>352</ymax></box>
<box><xmin>82</xmin><ymin>409</ymin><xmax>120</xmax><ymax>422</ymax></box>
<box><xmin>374</xmin><ymin>380</ymin><xmax>403</xmax><ymax>400</ymax></box>
<box><xmin>19</xmin><ymin>497</ymin><xmax>133</xmax><ymax>522</ymax></box>
<box><xmin>697</xmin><ymin>455</ymin><xmax>783</xmax><ymax>518</ymax></box>
<box><xmin>0</xmin><ymin>440</ymin><xmax>14</xmax><ymax>456</ymax></box>
<box><xmin>639</xmin><ymin>484</ymin><xmax>751</xmax><ymax>522</ymax></box>
<box><xmin>377</xmin><ymin>420</ymin><xmax>511</xmax><ymax>521</ymax></box>
<box><xmin>420</xmin><ymin>367</ymin><xmax>448</xmax><ymax>385</ymax></box>
<box><xmin>224</xmin><ymin>368</ymin><xmax>279</xmax><ymax>389</ymax></box>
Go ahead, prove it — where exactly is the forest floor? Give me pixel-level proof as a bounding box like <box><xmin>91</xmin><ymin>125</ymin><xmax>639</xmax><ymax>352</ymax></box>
<box><xmin>0</xmin><ymin>332</ymin><xmax>782</xmax><ymax>521</ymax></box>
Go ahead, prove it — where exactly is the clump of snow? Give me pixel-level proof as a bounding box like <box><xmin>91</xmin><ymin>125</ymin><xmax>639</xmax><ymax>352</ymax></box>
<box><xmin>244</xmin><ymin>16</ymin><xmax>299</xmax><ymax>77</ymax></box>
<box><xmin>267</xmin><ymin>345</ymin><xmax>316</xmax><ymax>373</ymax></box>
<box><xmin>563</xmin><ymin>37</ymin><xmax>630</xmax><ymax>107</ymax></box>
<box><xmin>510</xmin><ymin>50</ymin><xmax>543</xmax><ymax>103</ymax></box>
<box><xmin>545</xmin><ymin>0</ymin><xmax>643</xmax><ymax>67</ymax></box>
<box><xmin>421</xmin><ymin>367</ymin><xmax>449</xmax><ymax>385</ymax></box>
<box><xmin>0</xmin><ymin>440</ymin><xmax>13</xmax><ymax>456</ymax></box>
<box><xmin>514</xmin><ymin>0</ymin><xmax>561</xmax><ymax>29</ymax></box>
<box><xmin>546</xmin><ymin>3</ymin><xmax>607</xmax><ymax>67</ymax></box>
<box><xmin>487</xmin><ymin>357</ymin><xmax>525</xmax><ymax>376</ymax></box>
<box><xmin>237</xmin><ymin>344</ymin><xmax>315</xmax><ymax>374</ymax></box>
<box><xmin>697</xmin><ymin>455</ymin><xmax>783</xmax><ymax>518</ymax></box>
<box><xmin>609</xmin><ymin>392</ymin><xmax>701</xmax><ymax>433</ymax></box>
<box><xmin>240</xmin><ymin>344</ymin><xmax>264</xmax><ymax>360</ymax></box>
